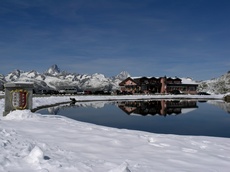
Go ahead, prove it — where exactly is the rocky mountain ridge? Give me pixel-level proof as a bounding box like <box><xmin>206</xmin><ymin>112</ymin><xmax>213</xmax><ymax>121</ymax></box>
<box><xmin>1</xmin><ymin>65</ymin><xmax>229</xmax><ymax>94</ymax></box>
<box><xmin>1</xmin><ymin>65</ymin><xmax>131</xmax><ymax>92</ymax></box>
<box><xmin>197</xmin><ymin>71</ymin><xmax>230</xmax><ymax>94</ymax></box>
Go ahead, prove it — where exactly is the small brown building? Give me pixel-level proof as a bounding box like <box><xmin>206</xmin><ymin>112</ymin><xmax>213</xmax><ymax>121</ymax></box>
<box><xmin>119</xmin><ymin>76</ymin><xmax>198</xmax><ymax>94</ymax></box>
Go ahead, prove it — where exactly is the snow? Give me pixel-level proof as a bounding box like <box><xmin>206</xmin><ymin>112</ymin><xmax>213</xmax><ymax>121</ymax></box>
<box><xmin>1</xmin><ymin>95</ymin><xmax>230</xmax><ymax>171</ymax></box>
<box><xmin>5</xmin><ymin>81</ymin><xmax>34</xmax><ymax>85</ymax></box>
<box><xmin>181</xmin><ymin>77</ymin><xmax>198</xmax><ymax>84</ymax></box>
<box><xmin>0</xmin><ymin>91</ymin><xmax>4</xmax><ymax>96</ymax></box>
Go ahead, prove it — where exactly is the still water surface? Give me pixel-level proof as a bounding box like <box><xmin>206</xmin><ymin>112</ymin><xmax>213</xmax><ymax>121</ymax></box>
<box><xmin>38</xmin><ymin>100</ymin><xmax>230</xmax><ymax>138</ymax></box>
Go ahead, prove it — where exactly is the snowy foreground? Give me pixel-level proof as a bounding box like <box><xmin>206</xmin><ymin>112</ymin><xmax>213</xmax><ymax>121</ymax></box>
<box><xmin>1</xmin><ymin>94</ymin><xmax>230</xmax><ymax>172</ymax></box>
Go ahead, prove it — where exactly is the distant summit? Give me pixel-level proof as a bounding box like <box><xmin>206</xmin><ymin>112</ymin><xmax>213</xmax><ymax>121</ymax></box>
<box><xmin>198</xmin><ymin>71</ymin><xmax>230</xmax><ymax>94</ymax></box>
<box><xmin>46</xmin><ymin>64</ymin><xmax>61</xmax><ymax>76</ymax></box>
<box><xmin>114</xmin><ymin>71</ymin><xmax>130</xmax><ymax>80</ymax></box>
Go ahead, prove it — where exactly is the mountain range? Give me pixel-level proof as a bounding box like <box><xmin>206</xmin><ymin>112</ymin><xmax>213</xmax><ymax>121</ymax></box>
<box><xmin>0</xmin><ymin>65</ymin><xmax>229</xmax><ymax>94</ymax></box>
<box><xmin>0</xmin><ymin>65</ymin><xmax>130</xmax><ymax>93</ymax></box>
<box><xmin>197</xmin><ymin>71</ymin><xmax>230</xmax><ymax>94</ymax></box>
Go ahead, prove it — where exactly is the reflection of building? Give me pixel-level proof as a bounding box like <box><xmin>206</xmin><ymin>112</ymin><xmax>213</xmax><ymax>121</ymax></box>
<box><xmin>118</xmin><ymin>100</ymin><xmax>198</xmax><ymax>116</ymax></box>
<box><xmin>119</xmin><ymin>76</ymin><xmax>198</xmax><ymax>94</ymax></box>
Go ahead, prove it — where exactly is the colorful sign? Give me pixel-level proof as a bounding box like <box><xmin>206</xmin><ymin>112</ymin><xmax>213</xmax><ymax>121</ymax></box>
<box><xmin>11</xmin><ymin>89</ymin><xmax>28</xmax><ymax>110</ymax></box>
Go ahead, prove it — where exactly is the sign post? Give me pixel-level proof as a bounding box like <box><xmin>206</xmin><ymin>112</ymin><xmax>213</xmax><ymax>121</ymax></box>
<box><xmin>3</xmin><ymin>82</ymin><xmax>33</xmax><ymax>116</ymax></box>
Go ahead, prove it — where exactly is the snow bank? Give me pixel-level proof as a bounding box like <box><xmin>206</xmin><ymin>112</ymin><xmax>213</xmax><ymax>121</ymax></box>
<box><xmin>0</xmin><ymin>95</ymin><xmax>230</xmax><ymax>171</ymax></box>
<box><xmin>4</xmin><ymin>110</ymin><xmax>41</xmax><ymax>120</ymax></box>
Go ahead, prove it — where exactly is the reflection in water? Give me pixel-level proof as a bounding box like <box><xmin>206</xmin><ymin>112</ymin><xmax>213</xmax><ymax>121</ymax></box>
<box><xmin>208</xmin><ymin>100</ymin><xmax>230</xmax><ymax>114</ymax></box>
<box><xmin>46</xmin><ymin>101</ymin><xmax>110</xmax><ymax>115</ymax></box>
<box><xmin>40</xmin><ymin>100</ymin><xmax>230</xmax><ymax>117</ymax></box>
<box><xmin>117</xmin><ymin>100</ymin><xmax>198</xmax><ymax>116</ymax></box>
<box><xmin>46</xmin><ymin>100</ymin><xmax>198</xmax><ymax>116</ymax></box>
<box><xmin>38</xmin><ymin>99</ymin><xmax>230</xmax><ymax>138</ymax></box>
<box><xmin>47</xmin><ymin>106</ymin><xmax>60</xmax><ymax>115</ymax></box>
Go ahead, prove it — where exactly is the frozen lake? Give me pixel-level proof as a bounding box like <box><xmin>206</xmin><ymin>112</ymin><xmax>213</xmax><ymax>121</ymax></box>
<box><xmin>38</xmin><ymin>99</ymin><xmax>230</xmax><ymax>138</ymax></box>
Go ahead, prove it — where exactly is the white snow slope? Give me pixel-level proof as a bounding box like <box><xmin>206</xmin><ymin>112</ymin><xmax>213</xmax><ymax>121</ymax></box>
<box><xmin>1</xmin><ymin>95</ymin><xmax>230</xmax><ymax>172</ymax></box>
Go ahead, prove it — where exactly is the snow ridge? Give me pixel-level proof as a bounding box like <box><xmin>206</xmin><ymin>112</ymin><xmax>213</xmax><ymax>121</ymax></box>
<box><xmin>45</xmin><ymin>64</ymin><xmax>61</xmax><ymax>76</ymax></box>
<box><xmin>2</xmin><ymin>65</ymin><xmax>130</xmax><ymax>92</ymax></box>
<box><xmin>0</xmin><ymin>96</ymin><xmax>230</xmax><ymax>171</ymax></box>
<box><xmin>198</xmin><ymin>71</ymin><xmax>230</xmax><ymax>94</ymax></box>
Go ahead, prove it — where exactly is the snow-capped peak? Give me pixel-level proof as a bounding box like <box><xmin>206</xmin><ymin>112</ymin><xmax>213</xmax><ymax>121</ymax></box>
<box><xmin>46</xmin><ymin>64</ymin><xmax>61</xmax><ymax>76</ymax></box>
<box><xmin>2</xmin><ymin>66</ymin><xmax>130</xmax><ymax>92</ymax></box>
<box><xmin>115</xmin><ymin>71</ymin><xmax>130</xmax><ymax>80</ymax></box>
<box><xmin>198</xmin><ymin>71</ymin><xmax>230</xmax><ymax>94</ymax></box>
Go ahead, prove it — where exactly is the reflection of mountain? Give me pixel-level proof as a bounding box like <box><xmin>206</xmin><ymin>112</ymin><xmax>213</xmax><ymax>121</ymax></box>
<box><xmin>208</xmin><ymin>100</ymin><xmax>230</xmax><ymax>113</ymax></box>
<box><xmin>118</xmin><ymin>100</ymin><xmax>198</xmax><ymax>116</ymax></box>
<box><xmin>44</xmin><ymin>101</ymin><xmax>110</xmax><ymax>115</ymax></box>
<box><xmin>73</xmin><ymin>101</ymin><xmax>109</xmax><ymax>108</ymax></box>
<box><xmin>48</xmin><ymin>106</ymin><xmax>60</xmax><ymax>115</ymax></box>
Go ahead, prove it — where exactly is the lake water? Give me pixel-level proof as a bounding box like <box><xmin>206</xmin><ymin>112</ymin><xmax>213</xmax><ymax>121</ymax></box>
<box><xmin>38</xmin><ymin>99</ymin><xmax>230</xmax><ymax>138</ymax></box>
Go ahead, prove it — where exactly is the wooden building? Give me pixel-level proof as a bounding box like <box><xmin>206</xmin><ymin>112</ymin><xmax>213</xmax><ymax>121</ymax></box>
<box><xmin>119</xmin><ymin>76</ymin><xmax>198</xmax><ymax>94</ymax></box>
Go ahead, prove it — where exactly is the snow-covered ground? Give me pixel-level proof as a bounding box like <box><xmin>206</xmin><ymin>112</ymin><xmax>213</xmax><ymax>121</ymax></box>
<box><xmin>1</xmin><ymin>95</ymin><xmax>230</xmax><ymax>172</ymax></box>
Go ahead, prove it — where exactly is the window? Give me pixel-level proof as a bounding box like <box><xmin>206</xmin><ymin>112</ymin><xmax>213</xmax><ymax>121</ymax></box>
<box><xmin>189</xmin><ymin>86</ymin><xmax>195</xmax><ymax>91</ymax></box>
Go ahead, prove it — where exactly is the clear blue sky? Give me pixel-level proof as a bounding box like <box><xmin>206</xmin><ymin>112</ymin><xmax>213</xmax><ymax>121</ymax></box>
<box><xmin>0</xmin><ymin>0</ymin><xmax>229</xmax><ymax>80</ymax></box>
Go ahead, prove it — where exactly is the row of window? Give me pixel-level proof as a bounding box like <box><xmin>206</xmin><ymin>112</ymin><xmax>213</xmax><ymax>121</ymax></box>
<box><xmin>167</xmin><ymin>86</ymin><xmax>196</xmax><ymax>91</ymax></box>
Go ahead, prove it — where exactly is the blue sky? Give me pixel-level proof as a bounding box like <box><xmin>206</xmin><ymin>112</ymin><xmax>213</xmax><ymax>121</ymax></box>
<box><xmin>0</xmin><ymin>0</ymin><xmax>229</xmax><ymax>80</ymax></box>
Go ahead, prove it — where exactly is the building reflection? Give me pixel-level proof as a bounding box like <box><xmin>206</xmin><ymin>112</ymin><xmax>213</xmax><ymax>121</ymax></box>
<box><xmin>117</xmin><ymin>100</ymin><xmax>198</xmax><ymax>116</ymax></box>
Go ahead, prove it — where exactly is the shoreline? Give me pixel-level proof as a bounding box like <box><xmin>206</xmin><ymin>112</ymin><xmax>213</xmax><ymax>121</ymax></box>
<box><xmin>1</xmin><ymin>93</ymin><xmax>226</xmax><ymax>113</ymax></box>
<box><xmin>0</xmin><ymin>93</ymin><xmax>225</xmax><ymax>101</ymax></box>
<box><xmin>31</xmin><ymin>94</ymin><xmax>226</xmax><ymax>112</ymax></box>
